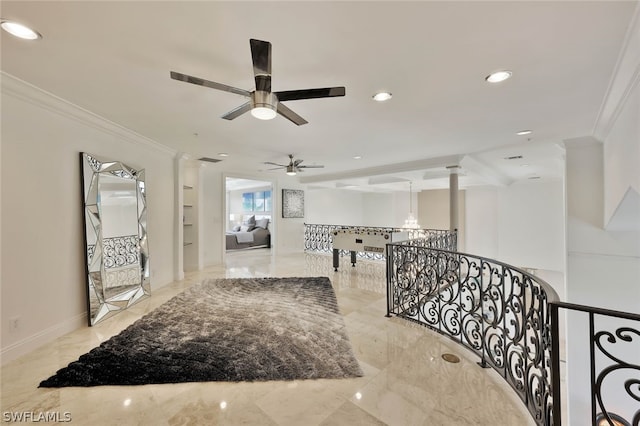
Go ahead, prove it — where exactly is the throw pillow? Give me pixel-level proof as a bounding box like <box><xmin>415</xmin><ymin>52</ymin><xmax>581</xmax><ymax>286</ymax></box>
<box><xmin>255</xmin><ymin>218</ymin><xmax>269</xmax><ymax>229</ymax></box>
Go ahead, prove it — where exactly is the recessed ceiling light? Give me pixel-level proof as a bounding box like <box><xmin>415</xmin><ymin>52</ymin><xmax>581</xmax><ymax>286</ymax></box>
<box><xmin>372</xmin><ymin>92</ymin><xmax>392</xmax><ymax>102</ymax></box>
<box><xmin>485</xmin><ymin>70</ymin><xmax>512</xmax><ymax>83</ymax></box>
<box><xmin>353</xmin><ymin>155</ymin><xmax>362</xmax><ymax>160</ymax></box>
<box><xmin>218</xmin><ymin>153</ymin><xmax>229</xmax><ymax>157</ymax></box>
<box><xmin>522</xmin><ymin>164</ymin><xmax>530</xmax><ymax>167</ymax></box>
<box><xmin>516</xmin><ymin>130</ymin><xmax>532</xmax><ymax>136</ymax></box>
<box><xmin>1</xmin><ymin>20</ymin><xmax>41</xmax><ymax>40</ymax></box>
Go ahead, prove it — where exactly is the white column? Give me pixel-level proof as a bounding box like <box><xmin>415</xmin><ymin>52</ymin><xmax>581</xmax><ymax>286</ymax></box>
<box><xmin>447</xmin><ymin>165</ymin><xmax>460</xmax><ymax>232</ymax></box>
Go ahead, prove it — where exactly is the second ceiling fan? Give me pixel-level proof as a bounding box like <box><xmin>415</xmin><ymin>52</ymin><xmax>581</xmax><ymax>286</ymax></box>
<box><xmin>170</xmin><ymin>39</ymin><xmax>345</xmax><ymax>125</ymax></box>
<box><xmin>264</xmin><ymin>155</ymin><xmax>324</xmax><ymax>176</ymax></box>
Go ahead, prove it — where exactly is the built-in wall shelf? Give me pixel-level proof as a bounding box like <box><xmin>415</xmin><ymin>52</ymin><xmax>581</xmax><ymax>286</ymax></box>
<box><xmin>184</xmin><ymin>223</ymin><xmax>193</xmax><ymax>226</ymax></box>
<box><xmin>183</xmin><ymin>204</ymin><xmax>193</xmax><ymax>208</ymax></box>
<box><xmin>183</xmin><ymin>242</ymin><xmax>192</xmax><ymax>246</ymax></box>
<box><xmin>183</xmin><ymin>185</ymin><xmax>193</xmax><ymax>190</ymax></box>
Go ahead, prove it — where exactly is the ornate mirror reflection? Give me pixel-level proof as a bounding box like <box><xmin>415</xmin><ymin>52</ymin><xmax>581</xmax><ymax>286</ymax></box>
<box><xmin>80</xmin><ymin>152</ymin><xmax>150</xmax><ymax>325</ymax></box>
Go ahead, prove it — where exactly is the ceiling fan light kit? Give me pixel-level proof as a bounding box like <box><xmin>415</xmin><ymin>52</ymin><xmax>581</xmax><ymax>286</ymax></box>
<box><xmin>250</xmin><ymin>91</ymin><xmax>278</xmax><ymax>120</ymax></box>
<box><xmin>265</xmin><ymin>154</ymin><xmax>324</xmax><ymax>175</ymax></box>
<box><xmin>170</xmin><ymin>38</ymin><xmax>345</xmax><ymax>125</ymax></box>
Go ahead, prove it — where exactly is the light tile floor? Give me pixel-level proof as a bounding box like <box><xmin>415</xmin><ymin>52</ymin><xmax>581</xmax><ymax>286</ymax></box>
<box><xmin>1</xmin><ymin>250</ymin><xmax>534</xmax><ymax>425</ymax></box>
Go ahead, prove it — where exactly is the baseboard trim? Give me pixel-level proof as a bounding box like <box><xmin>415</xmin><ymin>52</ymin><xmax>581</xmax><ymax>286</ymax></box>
<box><xmin>1</xmin><ymin>312</ymin><xmax>87</xmax><ymax>366</ymax></box>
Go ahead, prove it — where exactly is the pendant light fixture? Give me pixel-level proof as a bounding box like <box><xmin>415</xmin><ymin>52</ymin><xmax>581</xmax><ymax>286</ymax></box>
<box><xmin>402</xmin><ymin>182</ymin><xmax>420</xmax><ymax>229</ymax></box>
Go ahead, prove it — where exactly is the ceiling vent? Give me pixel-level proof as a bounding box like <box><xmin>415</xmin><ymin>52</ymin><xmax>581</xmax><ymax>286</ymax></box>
<box><xmin>198</xmin><ymin>157</ymin><xmax>222</xmax><ymax>163</ymax></box>
<box><xmin>504</xmin><ymin>155</ymin><xmax>523</xmax><ymax>160</ymax></box>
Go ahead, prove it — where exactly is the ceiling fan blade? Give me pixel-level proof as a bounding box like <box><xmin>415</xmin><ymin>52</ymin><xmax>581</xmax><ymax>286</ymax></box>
<box><xmin>263</xmin><ymin>162</ymin><xmax>287</xmax><ymax>167</ymax></box>
<box><xmin>267</xmin><ymin>167</ymin><xmax>284</xmax><ymax>171</ymax></box>
<box><xmin>275</xmin><ymin>87</ymin><xmax>345</xmax><ymax>102</ymax></box>
<box><xmin>276</xmin><ymin>102</ymin><xmax>308</xmax><ymax>126</ymax></box>
<box><xmin>170</xmin><ymin>71</ymin><xmax>250</xmax><ymax>97</ymax></box>
<box><xmin>250</xmin><ymin>39</ymin><xmax>272</xmax><ymax>92</ymax></box>
<box><xmin>298</xmin><ymin>165</ymin><xmax>325</xmax><ymax>169</ymax></box>
<box><xmin>221</xmin><ymin>101</ymin><xmax>252</xmax><ymax>120</ymax></box>
<box><xmin>293</xmin><ymin>159</ymin><xmax>304</xmax><ymax>167</ymax></box>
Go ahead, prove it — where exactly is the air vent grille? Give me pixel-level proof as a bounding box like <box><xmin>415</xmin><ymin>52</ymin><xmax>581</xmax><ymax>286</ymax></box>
<box><xmin>198</xmin><ymin>157</ymin><xmax>222</xmax><ymax>163</ymax></box>
<box><xmin>504</xmin><ymin>155</ymin><xmax>523</xmax><ymax>160</ymax></box>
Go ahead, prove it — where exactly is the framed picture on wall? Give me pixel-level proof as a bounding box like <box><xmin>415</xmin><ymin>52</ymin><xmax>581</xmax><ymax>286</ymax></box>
<box><xmin>282</xmin><ymin>189</ymin><xmax>304</xmax><ymax>218</ymax></box>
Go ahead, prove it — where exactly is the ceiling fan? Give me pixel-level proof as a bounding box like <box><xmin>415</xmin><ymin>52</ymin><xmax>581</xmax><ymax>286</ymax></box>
<box><xmin>264</xmin><ymin>154</ymin><xmax>324</xmax><ymax>176</ymax></box>
<box><xmin>170</xmin><ymin>39</ymin><xmax>345</xmax><ymax>125</ymax></box>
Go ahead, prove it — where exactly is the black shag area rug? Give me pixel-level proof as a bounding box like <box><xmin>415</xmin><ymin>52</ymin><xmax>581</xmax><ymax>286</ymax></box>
<box><xmin>40</xmin><ymin>276</ymin><xmax>362</xmax><ymax>387</ymax></box>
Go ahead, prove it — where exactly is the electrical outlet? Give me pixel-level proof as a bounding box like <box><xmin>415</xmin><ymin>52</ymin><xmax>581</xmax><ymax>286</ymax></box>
<box><xmin>9</xmin><ymin>317</ymin><xmax>20</xmax><ymax>332</ymax></box>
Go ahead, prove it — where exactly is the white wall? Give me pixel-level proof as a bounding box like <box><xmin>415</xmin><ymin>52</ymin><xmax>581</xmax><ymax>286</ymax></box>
<box><xmin>464</xmin><ymin>187</ymin><xmax>499</xmax><ymax>259</ymax></box>
<box><xmin>464</xmin><ymin>180</ymin><xmax>566</xmax><ymax>296</ymax></box>
<box><xmin>604</xmin><ymin>82</ymin><xmax>639</xmax><ymax>223</ymax></box>
<box><xmin>306</xmin><ymin>189</ymin><xmax>415</xmax><ymax>229</ymax></box>
<box><xmin>418</xmin><ymin>189</ymin><xmax>466</xmax><ymax>250</ymax></box>
<box><xmin>202</xmin><ymin>167</ymin><xmax>223</xmax><ymax>268</ymax></box>
<box><xmin>498</xmin><ymin>181</ymin><xmax>565</xmax><ymax>272</ymax></box>
<box><xmin>1</xmin><ymin>74</ymin><xmax>176</xmax><ymax>363</ymax></box>
<box><xmin>274</xmin><ymin>179</ymin><xmax>306</xmax><ymax>253</ymax></box>
<box><xmin>306</xmin><ymin>189</ymin><xmax>364</xmax><ymax>226</ymax></box>
<box><xmin>362</xmin><ymin>193</ymin><xmax>396</xmax><ymax>227</ymax></box>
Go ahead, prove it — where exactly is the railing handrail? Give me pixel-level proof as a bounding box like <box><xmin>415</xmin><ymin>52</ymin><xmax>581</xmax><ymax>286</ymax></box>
<box><xmin>550</xmin><ymin>300</ymin><xmax>640</xmax><ymax>321</ymax></box>
<box><xmin>388</xmin><ymin>240</ymin><xmax>561</xmax><ymax>304</ymax></box>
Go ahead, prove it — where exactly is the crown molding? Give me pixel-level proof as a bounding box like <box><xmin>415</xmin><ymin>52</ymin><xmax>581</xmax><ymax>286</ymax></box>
<box><xmin>1</xmin><ymin>71</ymin><xmax>177</xmax><ymax>156</ymax></box>
<box><xmin>593</xmin><ymin>2</ymin><xmax>640</xmax><ymax>141</ymax></box>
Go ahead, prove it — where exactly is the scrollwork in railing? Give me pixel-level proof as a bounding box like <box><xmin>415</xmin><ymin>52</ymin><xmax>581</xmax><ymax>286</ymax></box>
<box><xmin>387</xmin><ymin>242</ymin><xmax>558</xmax><ymax>425</ymax></box>
<box><xmin>550</xmin><ymin>302</ymin><xmax>640</xmax><ymax>426</ymax></box>
<box><xmin>595</xmin><ymin>327</ymin><xmax>640</xmax><ymax>426</ymax></box>
<box><xmin>304</xmin><ymin>223</ymin><xmax>337</xmax><ymax>253</ymax></box>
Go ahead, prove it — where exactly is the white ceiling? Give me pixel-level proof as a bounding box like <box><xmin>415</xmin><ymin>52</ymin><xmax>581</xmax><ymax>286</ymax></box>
<box><xmin>226</xmin><ymin>177</ymin><xmax>272</xmax><ymax>192</ymax></box>
<box><xmin>1</xmin><ymin>1</ymin><xmax>636</xmax><ymax>191</ymax></box>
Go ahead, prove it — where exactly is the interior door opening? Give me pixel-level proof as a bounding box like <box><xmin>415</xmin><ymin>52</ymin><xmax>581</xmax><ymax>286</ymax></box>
<box><xmin>224</xmin><ymin>177</ymin><xmax>274</xmax><ymax>255</ymax></box>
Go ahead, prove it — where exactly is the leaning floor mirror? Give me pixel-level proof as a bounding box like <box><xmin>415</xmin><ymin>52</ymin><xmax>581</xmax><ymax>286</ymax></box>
<box><xmin>80</xmin><ymin>152</ymin><xmax>150</xmax><ymax>326</ymax></box>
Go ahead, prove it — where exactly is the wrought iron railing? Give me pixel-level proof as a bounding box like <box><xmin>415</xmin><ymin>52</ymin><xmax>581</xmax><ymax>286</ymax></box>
<box><xmin>550</xmin><ymin>302</ymin><xmax>639</xmax><ymax>426</ymax></box>
<box><xmin>303</xmin><ymin>223</ymin><xmax>457</xmax><ymax>260</ymax></box>
<box><xmin>386</xmin><ymin>242</ymin><xmax>559</xmax><ymax>425</ymax></box>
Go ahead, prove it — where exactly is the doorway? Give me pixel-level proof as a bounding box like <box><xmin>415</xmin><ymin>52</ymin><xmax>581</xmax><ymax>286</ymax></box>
<box><xmin>224</xmin><ymin>177</ymin><xmax>275</xmax><ymax>255</ymax></box>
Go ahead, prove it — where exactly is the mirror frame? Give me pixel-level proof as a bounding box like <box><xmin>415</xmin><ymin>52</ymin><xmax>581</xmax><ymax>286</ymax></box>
<box><xmin>80</xmin><ymin>152</ymin><xmax>150</xmax><ymax>326</ymax></box>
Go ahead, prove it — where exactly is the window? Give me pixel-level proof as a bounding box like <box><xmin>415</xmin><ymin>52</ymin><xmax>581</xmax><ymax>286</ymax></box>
<box><xmin>242</xmin><ymin>192</ymin><xmax>253</xmax><ymax>211</ymax></box>
<box><xmin>242</xmin><ymin>190</ymin><xmax>272</xmax><ymax>212</ymax></box>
